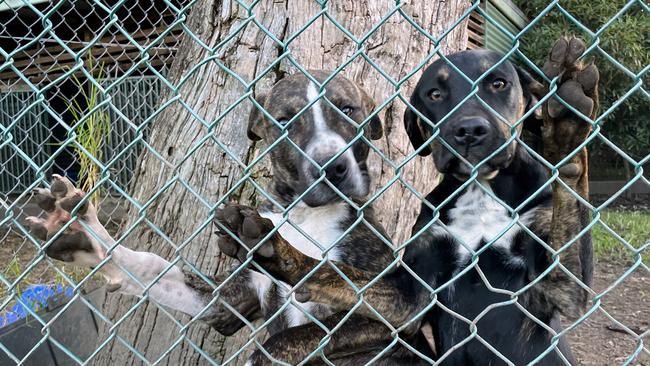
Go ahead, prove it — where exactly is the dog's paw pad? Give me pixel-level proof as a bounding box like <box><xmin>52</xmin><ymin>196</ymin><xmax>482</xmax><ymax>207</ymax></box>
<box><xmin>577</xmin><ymin>63</ymin><xmax>599</xmax><ymax>92</ymax></box>
<box><xmin>558</xmin><ymin>162</ymin><xmax>582</xmax><ymax>179</ymax></box>
<box><xmin>27</xmin><ymin>177</ymin><xmax>106</xmax><ymax>267</ymax></box>
<box><xmin>544</xmin><ymin>38</ymin><xmax>569</xmax><ymax>78</ymax></box>
<box><xmin>543</xmin><ymin>37</ymin><xmax>588</xmax><ymax>79</ymax></box>
<box><xmin>25</xmin><ymin>216</ymin><xmax>48</xmax><ymax>240</ymax></box>
<box><xmin>215</xmin><ymin>204</ymin><xmax>276</xmax><ymax>261</ymax></box>
<box><xmin>566</xmin><ymin>37</ymin><xmax>585</xmax><ymax>68</ymax></box>
<box><xmin>59</xmin><ymin>192</ymin><xmax>89</xmax><ymax>216</ymax></box>
<box><xmin>33</xmin><ymin>188</ymin><xmax>56</xmax><ymax>212</ymax></box>
<box><xmin>549</xmin><ymin>80</ymin><xmax>594</xmax><ymax>118</ymax></box>
<box><xmin>541</xmin><ymin>36</ymin><xmax>600</xmax><ymax>165</ymax></box>
<box><xmin>51</xmin><ymin>174</ymin><xmax>75</xmax><ymax>198</ymax></box>
<box><xmin>45</xmin><ymin>231</ymin><xmax>94</xmax><ymax>262</ymax></box>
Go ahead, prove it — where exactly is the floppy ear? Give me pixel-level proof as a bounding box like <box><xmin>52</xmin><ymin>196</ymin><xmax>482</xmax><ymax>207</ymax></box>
<box><xmin>516</xmin><ymin>66</ymin><xmax>545</xmax><ymax>135</ymax></box>
<box><xmin>357</xmin><ymin>85</ymin><xmax>383</xmax><ymax>140</ymax></box>
<box><xmin>404</xmin><ymin>95</ymin><xmax>432</xmax><ymax>156</ymax></box>
<box><xmin>247</xmin><ymin>93</ymin><xmax>268</xmax><ymax>141</ymax></box>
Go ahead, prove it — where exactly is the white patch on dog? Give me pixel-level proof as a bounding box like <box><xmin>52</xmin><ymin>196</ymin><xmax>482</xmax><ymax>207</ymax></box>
<box><xmin>247</xmin><ymin>270</ymin><xmax>272</xmax><ymax>310</ymax></box>
<box><xmin>101</xmin><ymin>246</ymin><xmax>208</xmax><ymax>317</ymax></box>
<box><xmin>277</xmin><ymin>283</ymin><xmax>328</xmax><ymax>327</ymax></box>
<box><xmin>258</xmin><ymin>201</ymin><xmax>346</xmax><ymax>325</ymax></box>
<box><xmin>307</xmin><ymin>81</ymin><xmax>327</xmax><ymax>132</ymax></box>
<box><xmin>259</xmin><ymin>201</ymin><xmax>347</xmax><ymax>260</ymax></box>
<box><xmin>305</xmin><ymin>82</ymin><xmax>365</xmax><ymax>195</ymax></box>
<box><xmin>430</xmin><ymin>182</ymin><xmax>531</xmax><ymax>264</ymax></box>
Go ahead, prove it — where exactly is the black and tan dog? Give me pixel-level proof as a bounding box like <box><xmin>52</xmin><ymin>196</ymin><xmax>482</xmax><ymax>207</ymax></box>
<box><xmin>24</xmin><ymin>71</ymin><xmax>423</xmax><ymax>359</ymax></box>
<box><xmin>215</xmin><ymin>37</ymin><xmax>599</xmax><ymax>365</ymax></box>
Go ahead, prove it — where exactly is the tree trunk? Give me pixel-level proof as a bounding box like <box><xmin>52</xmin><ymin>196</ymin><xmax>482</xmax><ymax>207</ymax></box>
<box><xmin>93</xmin><ymin>1</ymin><xmax>469</xmax><ymax>365</ymax></box>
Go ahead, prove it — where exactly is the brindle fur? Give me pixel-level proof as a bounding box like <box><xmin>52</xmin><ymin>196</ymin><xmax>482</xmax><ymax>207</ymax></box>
<box><xmin>217</xmin><ymin>37</ymin><xmax>599</xmax><ymax>365</ymax></box>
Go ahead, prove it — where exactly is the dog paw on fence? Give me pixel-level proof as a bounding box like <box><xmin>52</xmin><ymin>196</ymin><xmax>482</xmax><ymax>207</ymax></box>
<box><xmin>25</xmin><ymin>175</ymin><xmax>261</xmax><ymax>333</ymax></box>
<box><xmin>540</xmin><ymin>36</ymin><xmax>599</xmax><ymax>316</ymax></box>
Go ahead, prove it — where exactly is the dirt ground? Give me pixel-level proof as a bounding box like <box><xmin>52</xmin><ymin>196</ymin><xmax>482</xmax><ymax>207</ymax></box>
<box><xmin>1</xmin><ymin>228</ymin><xmax>648</xmax><ymax>365</ymax></box>
<box><xmin>570</xmin><ymin>259</ymin><xmax>649</xmax><ymax>365</ymax></box>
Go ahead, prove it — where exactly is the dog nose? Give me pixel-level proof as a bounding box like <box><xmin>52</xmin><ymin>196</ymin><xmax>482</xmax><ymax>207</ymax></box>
<box><xmin>310</xmin><ymin>156</ymin><xmax>348</xmax><ymax>185</ymax></box>
<box><xmin>453</xmin><ymin>118</ymin><xmax>491</xmax><ymax>147</ymax></box>
<box><xmin>325</xmin><ymin>159</ymin><xmax>348</xmax><ymax>185</ymax></box>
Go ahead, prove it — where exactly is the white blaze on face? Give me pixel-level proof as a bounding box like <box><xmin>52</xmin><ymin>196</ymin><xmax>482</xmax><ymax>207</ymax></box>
<box><xmin>304</xmin><ymin>82</ymin><xmax>364</xmax><ymax>194</ymax></box>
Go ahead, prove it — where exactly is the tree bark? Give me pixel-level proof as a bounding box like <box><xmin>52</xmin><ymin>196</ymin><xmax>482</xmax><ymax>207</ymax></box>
<box><xmin>93</xmin><ymin>1</ymin><xmax>469</xmax><ymax>365</ymax></box>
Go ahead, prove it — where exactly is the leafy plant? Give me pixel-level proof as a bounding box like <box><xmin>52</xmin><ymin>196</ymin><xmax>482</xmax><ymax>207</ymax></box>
<box><xmin>515</xmin><ymin>0</ymin><xmax>650</xmax><ymax>179</ymax></box>
<box><xmin>66</xmin><ymin>57</ymin><xmax>111</xmax><ymax>205</ymax></box>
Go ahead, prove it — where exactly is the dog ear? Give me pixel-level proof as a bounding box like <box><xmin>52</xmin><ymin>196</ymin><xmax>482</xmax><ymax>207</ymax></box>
<box><xmin>247</xmin><ymin>93</ymin><xmax>268</xmax><ymax>141</ymax></box>
<box><xmin>516</xmin><ymin>66</ymin><xmax>545</xmax><ymax>135</ymax></box>
<box><xmin>404</xmin><ymin>96</ymin><xmax>432</xmax><ymax>156</ymax></box>
<box><xmin>357</xmin><ymin>85</ymin><xmax>383</xmax><ymax>140</ymax></box>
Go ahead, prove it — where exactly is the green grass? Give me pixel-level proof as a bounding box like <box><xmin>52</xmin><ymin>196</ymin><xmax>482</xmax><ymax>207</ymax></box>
<box><xmin>592</xmin><ymin>211</ymin><xmax>650</xmax><ymax>262</ymax></box>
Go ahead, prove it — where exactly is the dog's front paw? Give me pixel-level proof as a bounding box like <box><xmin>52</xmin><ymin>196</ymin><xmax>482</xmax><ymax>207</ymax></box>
<box><xmin>215</xmin><ymin>204</ymin><xmax>276</xmax><ymax>262</ymax></box>
<box><xmin>215</xmin><ymin>204</ymin><xmax>312</xmax><ymax>283</ymax></box>
<box><xmin>541</xmin><ymin>36</ymin><xmax>599</xmax><ymax>177</ymax></box>
<box><xmin>25</xmin><ymin>175</ymin><xmax>108</xmax><ymax>267</ymax></box>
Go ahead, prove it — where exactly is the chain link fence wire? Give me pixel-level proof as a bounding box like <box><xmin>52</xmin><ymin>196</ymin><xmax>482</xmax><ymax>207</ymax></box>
<box><xmin>0</xmin><ymin>0</ymin><xmax>648</xmax><ymax>365</ymax></box>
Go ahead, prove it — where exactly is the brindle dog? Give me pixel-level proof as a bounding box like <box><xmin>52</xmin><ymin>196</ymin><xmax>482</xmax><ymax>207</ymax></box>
<box><xmin>24</xmin><ymin>72</ymin><xmax>429</xmax><ymax>363</ymax></box>
<box><xmin>215</xmin><ymin>37</ymin><xmax>599</xmax><ymax>365</ymax></box>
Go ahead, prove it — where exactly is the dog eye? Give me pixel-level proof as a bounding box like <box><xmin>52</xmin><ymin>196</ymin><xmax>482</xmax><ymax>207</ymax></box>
<box><xmin>429</xmin><ymin>89</ymin><xmax>442</xmax><ymax>101</ymax></box>
<box><xmin>491</xmin><ymin>79</ymin><xmax>508</xmax><ymax>90</ymax></box>
<box><xmin>341</xmin><ymin>106</ymin><xmax>354</xmax><ymax>116</ymax></box>
<box><xmin>276</xmin><ymin>118</ymin><xmax>290</xmax><ymax>125</ymax></box>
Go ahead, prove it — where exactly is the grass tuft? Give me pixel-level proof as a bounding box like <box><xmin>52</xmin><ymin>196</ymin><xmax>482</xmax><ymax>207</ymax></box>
<box><xmin>592</xmin><ymin>210</ymin><xmax>650</xmax><ymax>263</ymax></box>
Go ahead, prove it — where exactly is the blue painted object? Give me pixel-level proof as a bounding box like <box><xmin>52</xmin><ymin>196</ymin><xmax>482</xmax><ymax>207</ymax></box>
<box><xmin>0</xmin><ymin>284</ymin><xmax>74</xmax><ymax>328</ymax></box>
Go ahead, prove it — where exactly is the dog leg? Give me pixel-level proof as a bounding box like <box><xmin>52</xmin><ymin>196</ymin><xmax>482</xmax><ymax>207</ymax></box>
<box><xmin>26</xmin><ymin>176</ymin><xmax>260</xmax><ymax>332</ymax></box>
<box><xmin>215</xmin><ymin>203</ymin><xmax>426</xmax><ymax>331</ymax></box>
<box><xmin>540</xmin><ymin>36</ymin><xmax>599</xmax><ymax>316</ymax></box>
<box><xmin>244</xmin><ymin>313</ymin><xmax>399</xmax><ymax>365</ymax></box>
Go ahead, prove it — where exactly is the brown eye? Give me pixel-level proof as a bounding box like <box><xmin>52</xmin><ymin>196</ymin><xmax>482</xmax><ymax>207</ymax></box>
<box><xmin>429</xmin><ymin>89</ymin><xmax>442</xmax><ymax>101</ymax></box>
<box><xmin>276</xmin><ymin>118</ymin><xmax>290</xmax><ymax>125</ymax></box>
<box><xmin>341</xmin><ymin>106</ymin><xmax>354</xmax><ymax>116</ymax></box>
<box><xmin>492</xmin><ymin>78</ymin><xmax>507</xmax><ymax>90</ymax></box>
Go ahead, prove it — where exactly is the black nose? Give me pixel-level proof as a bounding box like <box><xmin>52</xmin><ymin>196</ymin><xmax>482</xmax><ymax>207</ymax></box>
<box><xmin>325</xmin><ymin>158</ymin><xmax>348</xmax><ymax>185</ymax></box>
<box><xmin>310</xmin><ymin>157</ymin><xmax>348</xmax><ymax>185</ymax></box>
<box><xmin>452</xmin><ymin>118</ymin><xmax>491</xmax><ymax>147</ymax></box>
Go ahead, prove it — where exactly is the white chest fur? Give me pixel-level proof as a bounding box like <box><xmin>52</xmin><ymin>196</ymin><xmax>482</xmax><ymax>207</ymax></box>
<box><xmin>433</xmin><ymin>183</ymin><xmax>528</xmax><ymax>263</ymax></box>
<box><xmin>254</xmin><ymin>202</ymin><xmax>348</xmax><ymax>327</ymax></box>
<box><xmin>259</xmin><ymin>202</ymin><xmax>347</xmax><ymax>260</ymax></box>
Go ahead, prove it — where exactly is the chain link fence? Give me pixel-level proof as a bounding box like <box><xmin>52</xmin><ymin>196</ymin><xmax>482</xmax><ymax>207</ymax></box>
<box><xmin>1</xmin><ymin>0</ymin><xmax>648</xmax><ymax>365</ymax></box>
